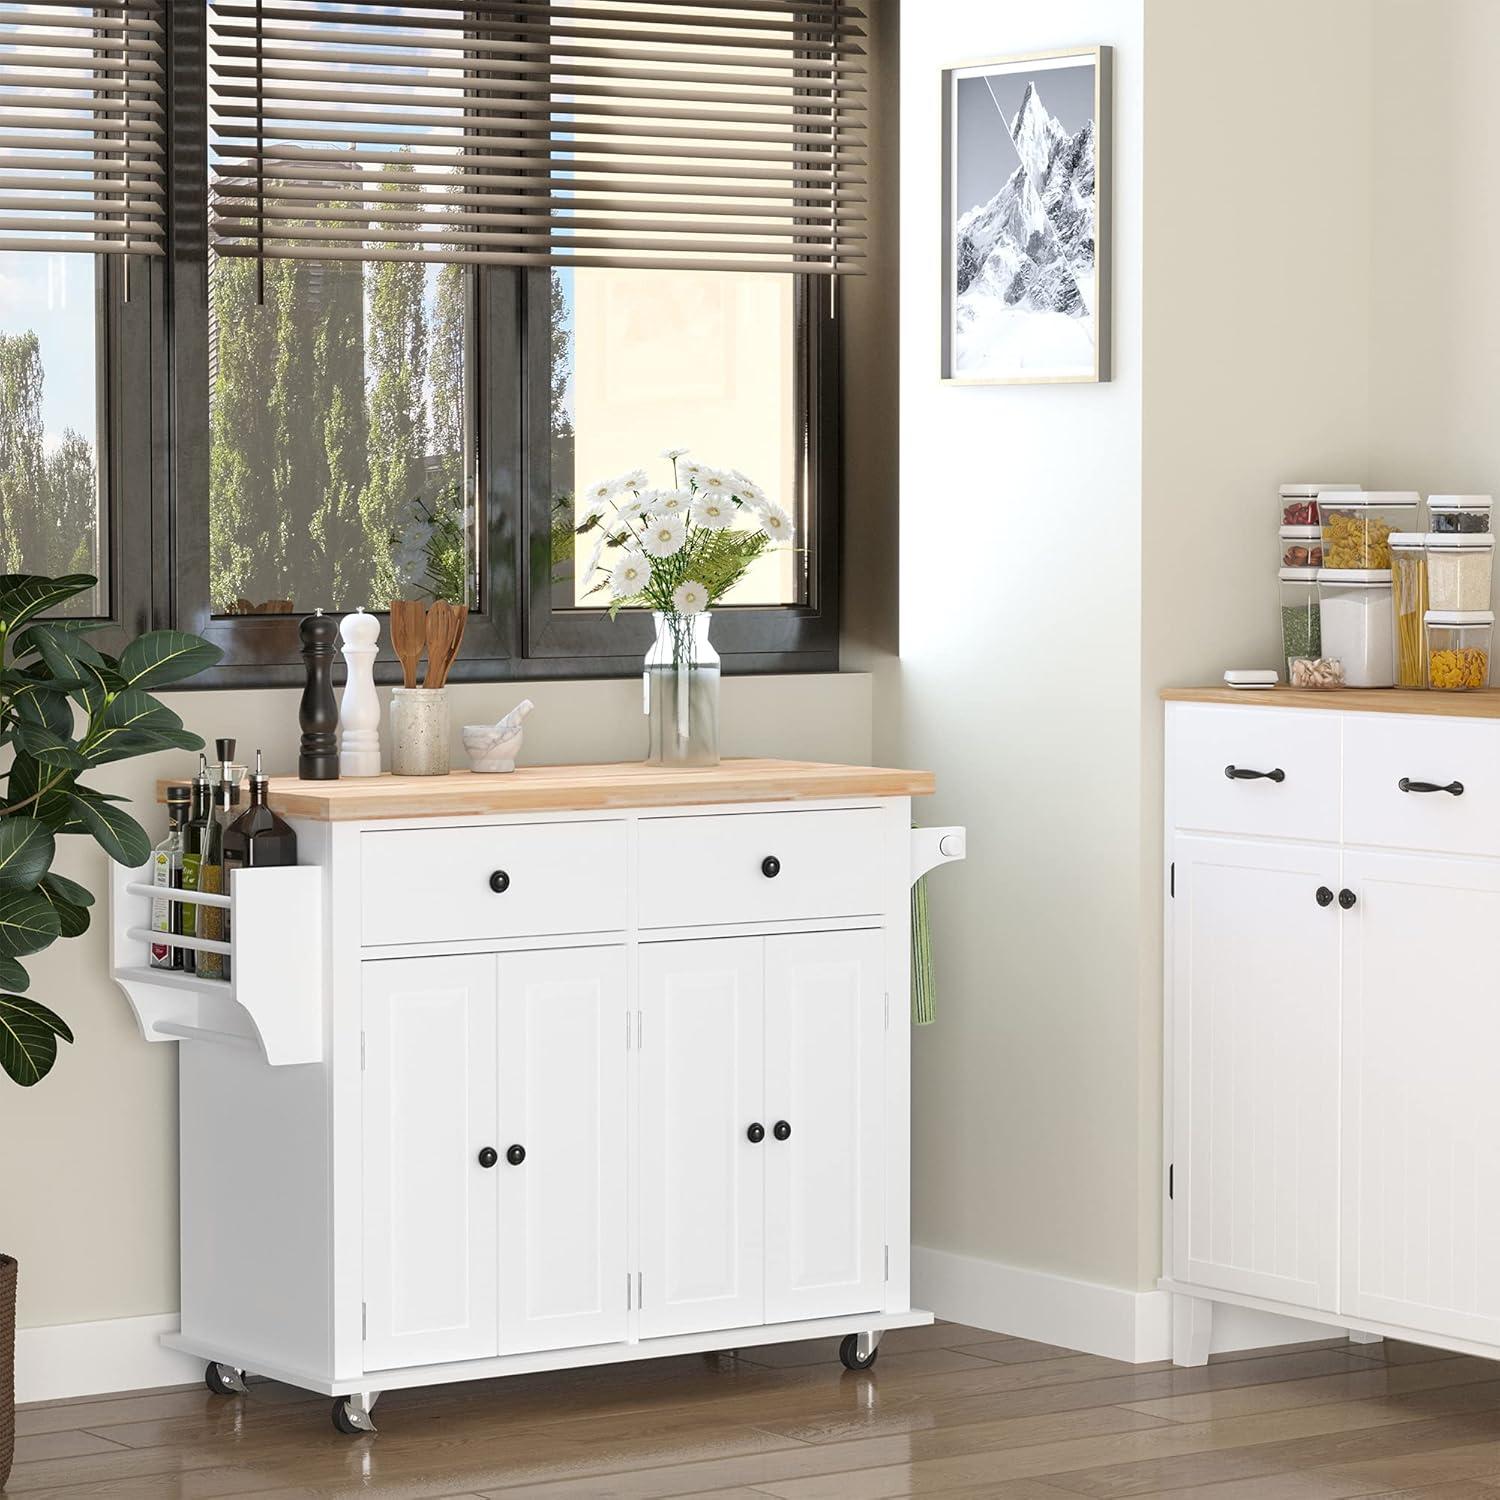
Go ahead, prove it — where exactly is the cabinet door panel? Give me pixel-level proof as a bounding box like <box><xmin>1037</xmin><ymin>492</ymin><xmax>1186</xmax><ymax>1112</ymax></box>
<box><xmin>497</xmin><ymin>948</ymin><xmax>628</xmax><ymax>1355</ymax></box>
<box><xmin>363</xmin><ymin>956</ymin><xmax>498</xmax><ymax>1370</ymax></box>
<box><xmin>638</xmin><ymin>939</ymin><xmax>764</xmax><ymax>1338</ymax></box>
<box><xmin>1172</xmin><ymin>836</ymin><xmax>1340</xmax><ymax>1311</ymax></box>
<box><xmin>1342</xmin><ymin>851</ymin><xmax>1500</xmax><ymax>1344</ymax></box>
<box><xmin>764</xmin><ymin>930</ymin><xmax>885</xmax><ymax>1323</ymax></box>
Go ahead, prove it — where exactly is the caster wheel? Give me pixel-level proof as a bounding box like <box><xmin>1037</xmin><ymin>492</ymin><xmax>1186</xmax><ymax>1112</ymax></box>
<box><xmin>331</xmin><ymin>1397</ymin><xmax>377</xmax><ymax>1435</ymax></box>
<box><xmin>839</xmin><ymin>1333</ymin><xmax>878</xmax><ymax>1371</ymax></box>
<box><xmin>204</xmin><ymin>1362</ymin><xmax>248</xmax><ymax>1396</ymax></box>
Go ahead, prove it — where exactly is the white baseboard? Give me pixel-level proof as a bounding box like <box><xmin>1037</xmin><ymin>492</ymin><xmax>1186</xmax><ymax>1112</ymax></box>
<box><xmin>16</xmin><ymin>1313</ymin><xmax>203</xmax><ymax>1405</ymax></box>
<box><xmin>912</xmin><ymin>1246</ymin><xmax>1337</xmax><ymax>1364</ymax></box>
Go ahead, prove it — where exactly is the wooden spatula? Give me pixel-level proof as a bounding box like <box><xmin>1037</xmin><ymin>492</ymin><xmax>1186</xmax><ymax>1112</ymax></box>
<box><xmin>391</xmin><ymin>599</ymin><xmax>426</xmax><ymax>690</ymax></box>
<box><xmin>423</xmin><ymin>601</ymin><xmax>459</xmax><ymax>689</ymax></box>
<box><xmin>432</xmin><ymin>601</ymin><xmax>467</xmax><ymax>687</ymax></box>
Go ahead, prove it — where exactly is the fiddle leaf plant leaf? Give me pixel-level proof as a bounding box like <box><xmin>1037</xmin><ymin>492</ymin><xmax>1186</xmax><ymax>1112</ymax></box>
<box><xmin>38</xmin><ymin>871</ymin><xmax>92</xmax><ymax>909</ymax></box>
<box><xmin>119</xmin><ymin>630</ymin><xmax>223</xmax><ymax>690</ymax></box>
<box><xmin>0</xmin><ymin>993</ymin><xmax>73</xmax><ymax>1087</ymax></box>
<box><xmin>38</xmin><ymin>877</ymin><xmax>90</xmax><ymax>939</ymax></box>
<box><xmin>65</xmin><ymin>791</ymin><xmax>151</xmax><ymax>868</ymax></box>
<box><xmin>0</xmin><ymin>575</ymin><xmax>97</xmax><ymax>641</ymax></box>
<box><xmin>0</xmin><ymin>816</ymin><xmax>55</xmax><ymax>891</ymax></box>
<box><xmin>0</xmin><ymin>886</ymin><xmax>62</xmax><ymax>958</ymax></box>
<box><xmin>0</xmin><ymin>957</ymin><xmax>29</xmax><ymax>993</ymax></box>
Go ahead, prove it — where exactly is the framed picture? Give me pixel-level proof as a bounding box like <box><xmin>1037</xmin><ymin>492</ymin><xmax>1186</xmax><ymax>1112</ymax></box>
<box><xmin>941</xmin><ymin>45</ymin><xmax>1111</xmax><ymax>384</ymax></box>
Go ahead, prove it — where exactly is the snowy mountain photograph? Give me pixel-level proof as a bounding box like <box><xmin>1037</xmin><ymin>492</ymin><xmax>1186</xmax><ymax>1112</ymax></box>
<box><xmin>942</xmin><ymin>48</ymin><xmax>1110</xmax><ymax>382</ymax></box>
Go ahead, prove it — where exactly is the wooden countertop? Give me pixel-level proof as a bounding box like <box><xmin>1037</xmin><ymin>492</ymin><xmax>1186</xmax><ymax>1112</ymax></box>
<box><xmin>161</xmin><ymin>759</ymin><xmax>935</xmax><ymax>821</ymax></box>
<box><xmin>1163</xmin><ymin>686</ymin><xmax>1500</xmax><ymax>717</ymax></box>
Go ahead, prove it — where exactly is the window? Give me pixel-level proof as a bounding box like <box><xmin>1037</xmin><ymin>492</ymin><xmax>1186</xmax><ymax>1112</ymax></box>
<box><xmin>0</xmin><ymin>252</ymin><xmax>106</xmax><ymax>616</ymax></box>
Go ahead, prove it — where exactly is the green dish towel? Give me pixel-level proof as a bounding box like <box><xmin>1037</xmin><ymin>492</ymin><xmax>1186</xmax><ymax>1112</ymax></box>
<box><xmin>911</xmin><ymin>875</ymin><xmax>937</xmax><ymax>1025</ymax></box>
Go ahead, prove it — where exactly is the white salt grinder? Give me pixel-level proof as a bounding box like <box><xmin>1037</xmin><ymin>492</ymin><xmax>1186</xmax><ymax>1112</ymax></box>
<box><xmin>338</xmin><ymin>608</ymin><xmax>382</xmax><ymax>777</ymax></box>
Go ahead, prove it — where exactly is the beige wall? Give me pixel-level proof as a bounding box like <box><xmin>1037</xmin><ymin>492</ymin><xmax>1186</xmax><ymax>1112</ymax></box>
<box><xmin>0</xmin><ymin>673</ymin><xmax>872</xmax><ymax>1329</ymax></box>
<box><xmin>897</xmin><ymin>0</ymin><xmax>1151</xmax><ymax>1291</ymax></box>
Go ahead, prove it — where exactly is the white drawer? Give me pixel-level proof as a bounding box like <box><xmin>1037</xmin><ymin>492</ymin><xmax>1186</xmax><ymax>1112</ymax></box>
<box><xmin>360</xmin><ymin>821</ymin><xmax>627</xmax><ymax>947</ymax></box>
<box><xmin>1169</xmin><ymin>705</ymin><xmax>1340</xmax><ymax>841</ymax></box>
<box><xmin>1344</xmin><ymin>714</ymin><xmax>1500</xmax><ymax>857</ymax></box>
<box><xmin>637</xmin><ymin>809</ymin><xmax>885</xmax><ymax>929</ymax></box>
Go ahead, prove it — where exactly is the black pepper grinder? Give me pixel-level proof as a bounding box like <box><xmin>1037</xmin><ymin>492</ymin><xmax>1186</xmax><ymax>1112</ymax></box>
<box><xmin>298</xmin><ymin>609</ymin><xmax>340</xmax><ymax>781</ymax></box>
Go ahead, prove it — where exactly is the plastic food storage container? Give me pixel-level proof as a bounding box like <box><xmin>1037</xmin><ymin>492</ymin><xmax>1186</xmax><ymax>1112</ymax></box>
<box><xmin>1425</xmin><ymin>610</ymin><xmax>1494</xmax><ymax>690</ymax></box>
<box><xmin>1321</xmin><ymin>492</ymin><xmax>1419</xmax><ymax>569</ymax></box>
<box><xmin>1278</xmin><ymin>567</ymin><xmax>1321</xmax><ymax>672</ymax></box>
<box><xmin>1425</xmin><ymin>533</ymin><xmax>1494</xmax><ymax>613</ymax></box>
<box><xmin>1317</xmin><ymin>568</ymin><xmax>1395</xmax><ymax>687</ymax></box>
<box><xmin>1279</xmin><ymin>525</ymin><xmax>1324</xmax><ymax>569</ymax></box>
<box><xmin>1390</xmin><ymin>534</ymin><xmax>1429</xmax><ymax>687</ymax></box>
<box><xmin>1428</xmin><ymin>494</ymin><xmax>1492</xmax><ymax>534</ymax></box>
<box><xmin>1279</xmin><ymin>482</ymin><xmax>1359</xmax><ymax>527</ymax></box>
<box><xmin>1289</xmin><ymin>657</ymin><xmax>1345</xmax><ymax>689</ymax></box>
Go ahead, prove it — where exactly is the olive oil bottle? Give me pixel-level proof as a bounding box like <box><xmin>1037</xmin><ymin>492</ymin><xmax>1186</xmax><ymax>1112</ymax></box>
<box><xmin>224</xmin><ymin>751</ymin><xmax>297</xmax><ymax>872</ymax></box>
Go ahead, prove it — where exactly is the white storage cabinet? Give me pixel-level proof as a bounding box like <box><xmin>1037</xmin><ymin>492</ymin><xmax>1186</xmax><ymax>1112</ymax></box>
<box><xmin>1163</xmin><ymin>695</ymin><xmax>1500</xmax><ymax>1365</ymax></box>
<box><xmin>111</xmin><ymin>763</ymin><xmax>963</xmax><ymax>1433</ymax></box>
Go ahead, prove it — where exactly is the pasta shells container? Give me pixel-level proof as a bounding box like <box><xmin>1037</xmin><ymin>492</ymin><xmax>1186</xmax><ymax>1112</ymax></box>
<box><xmin>1320</xmin><ymin>491</ymin><xmax>1419</xmax><ymax>570</ymax></box>
<box><xmin>1425</xmin><ymin>610</ymin><xmax>1494</xmax><ymax>691</ymax></box>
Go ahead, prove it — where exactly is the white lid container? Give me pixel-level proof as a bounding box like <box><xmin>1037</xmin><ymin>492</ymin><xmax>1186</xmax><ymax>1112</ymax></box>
<box><xmin>1279</xmin><ymin>525</ymin><xmax>1323</xmax><ymax>568</ymax></box>
<box><xmin>1424</xmin><ymin>609</ymin><xmax>1494</xmax><ymax>690</ymax></box>
<box><xmin>1317</xmin><ymin>568</ymin><xmax>1394</xmax><ymax>687</ymax></box>
<box><xmin>1390</xmin><ymin>535</ymin><xmax>1431</xmax><ymax>686</ymax></box>
<box><xmin>1320</xmin><ymin>494</ymin><xmax>1419</xmax><ymax>569</ymax></box>
<box><xmin>1425</xmin><ymin>533</ymin><xmax>1494</xmax><ymax>613</ymax></box>
<box><xmin>1280</xmin><ymin>483</ymin><xmax>1358</xmax><ymax>526</ymax></box>
<box><xmin>1429</xmin><ymin>494</ymin><xmax>1493</xmax><ymax>509</ymax></box>
<box><xmin>1223</xmin><ymin>669</ymin><xmax>1278</xmax><ymax>688</ymax></box>
<box><xmin>1429</xmin><ymin>494</ymin><xmax>1492</xmax><ymax>534</ymax></box>
<box><xmin>1279</xmin><ymin>483</ymin><xmax>1361</xmax><ymax>496</ymax></box>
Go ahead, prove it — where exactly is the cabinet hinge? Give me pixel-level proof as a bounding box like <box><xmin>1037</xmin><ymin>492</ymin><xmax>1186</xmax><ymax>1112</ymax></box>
<box><xmin>1168</xmin><ymin>1163</ymin><xmax>1174</xmax><ymax>1201</ymax></box>
<box><xmin>1170</xmin><ymin>862</ymin><xmax>1175</xmax><ymax>898</ymax></box>
<box><xmin>361</xmin><ymin>1302</ymin><xmax>367</xmax><ymax>1339</ymax></box>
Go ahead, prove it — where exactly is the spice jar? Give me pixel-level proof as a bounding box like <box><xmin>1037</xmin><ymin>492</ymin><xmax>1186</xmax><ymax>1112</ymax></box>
<box><xmin>1279</xmin><ymin>567</ymin><xmax>1321</xmax><ymax>674</ymax></box>
<box><xmin>1279</xmin><ymin>482</ymin><xmax>1359</xmax><ymax>528</ymax></box>
<box><xmin>1390</xmin><ymin>534</ymin><xmax>1429</xmax><ymax>688</ymax></box>
<box><xmin>1317</xmin><ymin>568</ymin><xmax>1395</xmax><ymax>687</ymax></box>
<box><xmin>1279</xmin><ymin>525</ymin><xmax>1324</xmax><ymax>569</ymax></box>
<box><xmin>1425</xmin><ymin>533</ymin><xmax>1494</xmax><ymax>613</ymax></box>
<box><xmin>1320</xmin><ymin>492</ymin><xmax>1419</xmax><ymax>569</ymax></box>
<box><xmin>1428</xmin><ymin>494</ymin><xmax>1492</xmax><ymax>535</ymax></box>
<box><xmin>1425</xmin><ymin>610</ymin><xmax>1493</xmax><ymax>690</ymax></box>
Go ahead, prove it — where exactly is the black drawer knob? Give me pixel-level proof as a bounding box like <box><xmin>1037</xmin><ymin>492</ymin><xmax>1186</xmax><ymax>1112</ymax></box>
<box><xmin>1339</xmin><ymin>888</ymin><xmax>1357</xmax><ymax>910</ymax></box>
<box><xmin>773</xmin><ymin>1119</ymin><xmax>791</xmax><ymax>1141</ymax></box>
<box><xmin>489</xmin><ymin>869</ymin><xmax>510</xmax><ymax>893</ymax></box>
<box><xmin>746</xmin><ymin>1122</ymin><xmax>765</xmax><ymax>1143</ymax></box>
<box><xmin>1316</xmin><ymin>886</ymin><xmax>1334</xmax><ymax>907</ymax></box>
<box><xmin>477</xmin><ymin>1147</ymin><xmax>498</xmax><ymax>1169</ymax></box>
<box><xmin>506</xmin><ymin>1143</ymin><xmax>526</xmax><ymax>1166</ymax></box>
<box><xmin>761</xmin><ymin>856</ymin><xmax>781</xmax><ymax>878</ymax></box>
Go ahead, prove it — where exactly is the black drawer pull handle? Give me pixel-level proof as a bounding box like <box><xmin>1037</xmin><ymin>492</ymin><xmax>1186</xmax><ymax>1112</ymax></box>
<box><xmin>1316</xmin><ymin>886</ymin><xmax>1335</xmax><ymax>907</ymax></box>
<box><xmin>1398</xmin><ymin>777</ymin><xmax>1464</xmax><ymax>797</ymax></box>
<box><xmin>1339</xmin><ymin>888</ymin><xmax>1357</xmax><ymax>910</ymax></box>
<box><xmin>1224</xmin><ymin>765</ymin><xmax>1285</xmax><ymax>783</ymax></box>
<box><xmin>489</xmin><ymin>869</ymin><xmax>511</xmax><ymax>893</ymax></box>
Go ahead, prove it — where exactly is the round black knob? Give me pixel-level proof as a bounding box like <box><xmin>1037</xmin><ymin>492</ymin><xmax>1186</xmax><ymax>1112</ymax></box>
<box><xmin>477</xmin><ymin>1147</ymin><xmax>498</xmax><ymax>1169</ymax></box>
<box><xmin>1316</xmin><ymin>886</ymin><xmax>1334</xmax><ymax>907</ymax></box>
<box><xmin>773</xmin><ymin>1120</ymin><xmax>791</xmax><ymax>1141</ymax></box>
<box><xmin>506</xmin><ymin>1143</ymin><xmax>526</xmax><ymax>1166</ymax></box>
<box><xmin>746</xmin><ymin>1122</ymin><xmax>765</xmax><ymax>1143</ymax></box>
<box><xmin>489</xmin><ymin>870</ymin><xmax>510</xmax><ymax>894</ymax></box>
<box><xmin>761</xmin><ymin>856</ymin><xmax>781</xmax><ymax>878</ymax></box>
<box><xmin>1339</xmin><ymin>888</ymin><xmax>1357</xmax><ymax>910</ymax></box>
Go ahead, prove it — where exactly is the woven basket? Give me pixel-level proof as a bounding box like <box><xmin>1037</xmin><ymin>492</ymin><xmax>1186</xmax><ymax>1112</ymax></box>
<box><xmin>0</xmin><ymin>1254</ymin><xmax>15</xmax><ymax>1492</ymax></box>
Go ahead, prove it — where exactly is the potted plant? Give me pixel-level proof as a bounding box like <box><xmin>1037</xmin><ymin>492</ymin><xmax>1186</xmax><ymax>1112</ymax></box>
<box><xmin>575</xmin><ymin>451</ymin><xmax>793</xmax><ymax>767</ymax></box>
<box><xmin>0</xmin><ymin>573</ymin><xmax>221</xmax><ymax>1486</ymax></box>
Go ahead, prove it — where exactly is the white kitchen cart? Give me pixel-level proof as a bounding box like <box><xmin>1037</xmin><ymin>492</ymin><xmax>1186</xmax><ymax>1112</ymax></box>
<box><xmin>111</xmin><ymin>759</ymin><xmax>963</xmax><ymax>1434</ymax></box>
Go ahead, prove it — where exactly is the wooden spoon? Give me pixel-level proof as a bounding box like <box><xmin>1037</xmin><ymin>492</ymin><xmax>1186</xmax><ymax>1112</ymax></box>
<box><xmin>423</xmin><ymin>601</ymin><xmax>459</xmax><ymax>689</ymax></box>
<box><xmin>391</xmin><ymin>599</ymin><xmax>426</xmax><ymax>690</ymax></box>
<box><xmin>433</xmin><ymin>602</ymin><xmax>467</xmax><ymax>687</ymax></box>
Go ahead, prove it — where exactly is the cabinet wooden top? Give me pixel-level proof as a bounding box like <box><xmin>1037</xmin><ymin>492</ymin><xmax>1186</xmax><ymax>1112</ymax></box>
<box><xmin>1163</xmin><ymin>686</ymin><xmax>1500</xmax><ymax>718</ymax></box>
<box><xmin>161</xmin><ymin>759</ymin><xmax>934</xmax><ymax>820</ymax></box>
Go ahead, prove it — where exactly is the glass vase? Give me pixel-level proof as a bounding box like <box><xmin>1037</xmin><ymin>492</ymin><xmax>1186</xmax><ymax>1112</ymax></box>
<box><xmin>643</xmin><ymin>611</ymin><xmax>720</xmax><ymax>767</ymax></box>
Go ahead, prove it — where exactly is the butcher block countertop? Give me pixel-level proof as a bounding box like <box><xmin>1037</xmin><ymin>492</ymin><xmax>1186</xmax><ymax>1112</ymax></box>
<box><xmin>161</xmin><ymin>759</ymin><xmax>935</xmax><ymax>821</ymax></box>
<box><xmin>1163</xmin><ymin>685</ymin><xmax>1500</xmax><ymax>718</ymax></box>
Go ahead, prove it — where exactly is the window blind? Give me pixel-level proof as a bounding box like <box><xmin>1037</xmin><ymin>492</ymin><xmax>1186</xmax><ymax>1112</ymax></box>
<box><xmin>0</xmin><ymin>1</ymin><xmax>166</xmax><ymax>255</ymax></box>
<box><xmin>208</xmin><ymin>0</ymin><xmax>866</xmax><ymax>273</ymax></box>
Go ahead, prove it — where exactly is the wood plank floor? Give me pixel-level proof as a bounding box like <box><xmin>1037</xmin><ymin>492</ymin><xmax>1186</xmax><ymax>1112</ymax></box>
<box><xmin>12</xmin><ymin>1323</ymin><xmax>1500</xmax><ymax>1499</ymax></box>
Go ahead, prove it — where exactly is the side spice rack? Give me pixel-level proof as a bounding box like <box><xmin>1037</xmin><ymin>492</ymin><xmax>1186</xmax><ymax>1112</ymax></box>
<box><xmin>109</xmin><ymin>860</ymin><xmax>324</xmax><ymax>1066</ymax></box>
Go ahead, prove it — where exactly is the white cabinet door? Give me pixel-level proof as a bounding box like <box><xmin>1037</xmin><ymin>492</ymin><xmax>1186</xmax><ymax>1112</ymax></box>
<box><xmin>1341</xmin><ymin>851</ymin><xmax>1500</xmax><ymax>1344</ymax></box>
<box><xmin>363</xmin><ymin>956</ymin><xmax>499</xmax><ymax>1370</ymax></box>
<box><xmin>1172</xmin><ymin>835</ymin><xmax>1341</xmax><ymax>1311</ymax></box>
<box><xmin>638</xmin><ymin>939</ymin><xmax>764</xmax><ymax>1338</ymax></box>
<box><xmin>496</xmin><ymin>947</ymin><xmax>628</xmax><ymax>1355</ymax></box>
<box><xmin>764</xmin><ymin>930</ymin><xmax>885</xmax><ymax>1323</ymax></box>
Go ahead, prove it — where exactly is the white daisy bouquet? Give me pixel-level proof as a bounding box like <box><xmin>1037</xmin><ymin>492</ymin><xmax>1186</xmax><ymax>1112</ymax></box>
<box><xmin>577</xmin><ymin>449</ymin><xmax>793</xmax><ymax>620</ymax></box>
